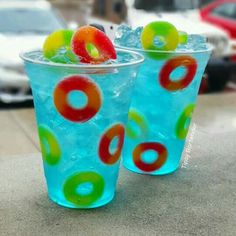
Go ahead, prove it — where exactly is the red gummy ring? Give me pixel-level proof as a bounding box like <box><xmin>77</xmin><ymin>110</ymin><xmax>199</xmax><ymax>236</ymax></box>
<box><xmin>72</xmin><ymin>26</ymin><xmax>117</xmax><ymax>64</ymax></box>
<box><xmin>159</xmin><ymin>55</ymin><xmax>197</xmax><ymax>91</ymax></box>
<box><xmin>133</xmin><ymin>142</ymin><xmax>167</xmax><ymax>172</ymax></box>
<box><xmin>54</xmin><ymin>75</ymin><xmax>102</xmax><ymax>122</ymax></box>
<box><xmin>99</xmin><ymin>124</ymin><xmax>125</xmax><ymax>165</ymax></box>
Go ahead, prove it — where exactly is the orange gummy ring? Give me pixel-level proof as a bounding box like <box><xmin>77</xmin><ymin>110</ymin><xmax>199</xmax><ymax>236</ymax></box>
<box><xmin>159</xmin><ymin>55</ymin><xmax>197</xmax><ymax>91</ymax></box>
<box><xmin>99</xmin><ymin>124</ymin><xmax>125</xmax><ymax>165</ymax></box>
<box><xmin>72</xmin><ymin>26</ymin><xmax>117</xmax><ymax>64</ymax></box>
<box><xmin>54</xmin><ymin>75</ymin><xmax>102</xmax><ymax>122</ymax></box>
<box><xmin>133</xmin><ymin>142</ymin><xmax>167</xmax><ymax>172</ymax></box>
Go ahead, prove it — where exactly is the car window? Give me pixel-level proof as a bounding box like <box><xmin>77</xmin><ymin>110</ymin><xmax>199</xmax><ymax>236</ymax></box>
<box><xmin>0</xmin><ymin>8</ymin><xmax>65</xmax><ymax>34</ymax></box>
<box><xmin>134</xmin><ymin>0</ymin><xmax>197</xmax><ymax>12</ymax></box>
<box><xmin>212</xmin><ymin>3</ymin><xmax>236</xmax><ymax>20</ymax></box>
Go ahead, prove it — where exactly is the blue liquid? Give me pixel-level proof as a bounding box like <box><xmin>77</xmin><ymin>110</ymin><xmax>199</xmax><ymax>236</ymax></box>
<box><xmin>23</xmin><ymin>50</ymin><xmax>141</xmax><ymax>208</ymax></box>
<box><xmin>123</xmin><ymin>51</ymin><xmax>211</xmax><ymax>175</ymax></box>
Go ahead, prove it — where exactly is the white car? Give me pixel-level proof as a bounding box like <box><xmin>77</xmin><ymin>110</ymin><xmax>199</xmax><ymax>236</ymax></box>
<box><xmin>0</xmin><ymin>1</ymin><xmax>66</xmax><ymax>104</ymax></box>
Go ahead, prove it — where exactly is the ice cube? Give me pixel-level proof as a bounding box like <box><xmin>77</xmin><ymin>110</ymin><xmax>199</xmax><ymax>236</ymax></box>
<box><xmin>115</xmin><ymin>25</ymin><xmax>143</xmax><ymax>49</ymax></box>
<box><xmin>177</xmin><ymin>34</ymin><xmax>208</xmax><ymax>51</ymax></box>
<box><xmin>115</xmin><ymin>24</ymin><xmax>209</xmax><ymax>52</ymax></box>
<box><xmin>115</xmin><ymin>24</ymin><xmax>132</xmax><ymax>39</ymax></box>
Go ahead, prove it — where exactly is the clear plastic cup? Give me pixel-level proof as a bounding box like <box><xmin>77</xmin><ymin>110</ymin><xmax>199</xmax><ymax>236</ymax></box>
<box><xmin>21</xmin><ymin>49</ymin><xmax>144</xmax><ymax>208</ymax></box>
<box><xmin>117</xmin><ymin>44</ymin><xmax>212</xmax><ymax>175</ymax></box>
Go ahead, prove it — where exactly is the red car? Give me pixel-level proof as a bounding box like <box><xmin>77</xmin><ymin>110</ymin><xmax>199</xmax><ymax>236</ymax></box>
<box><xmin>200</xmin><ymin>0</ymin><xmax>236</xmax><ymax>39</ymax></box>
<box><xmin>200</xmin><ymin>0</ymin><xmax>236</xmax><ymax>92</ymax></box>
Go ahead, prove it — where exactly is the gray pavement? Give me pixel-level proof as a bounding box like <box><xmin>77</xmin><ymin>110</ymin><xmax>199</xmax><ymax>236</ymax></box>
<box><xmin>0</xmin><ymin>93</ymin><xmax>236</xmax><ymax>236</ymax></box>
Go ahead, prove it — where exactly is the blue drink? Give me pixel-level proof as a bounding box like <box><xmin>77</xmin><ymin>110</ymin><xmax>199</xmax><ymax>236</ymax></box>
<box><xmin>116</xmin><ymin>29</ymin><xmax>212</xmax><ymax>175</ymax></box>
<box><xmin>21</xmin><ymin>49</ymin><xmax>143</xmax><ymax>208</ymax></box>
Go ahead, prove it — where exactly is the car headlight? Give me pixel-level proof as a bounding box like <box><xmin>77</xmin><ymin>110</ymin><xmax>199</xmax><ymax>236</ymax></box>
<box><xmin>207</xmin><ymin>36</ymin><xmax>229</xmax><ymax>57</ymax></box>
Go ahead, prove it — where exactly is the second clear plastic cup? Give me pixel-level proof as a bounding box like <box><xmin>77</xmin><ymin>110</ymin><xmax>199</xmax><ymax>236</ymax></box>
<box><xmin>117</xmin><ymin>45</ymin><xmax>212</xmax><ymax>175</ymax></box>
<box><xmin>21</xmin><ymin>49</ymin><xmax>144</xmax><ymax>208</ymax></box>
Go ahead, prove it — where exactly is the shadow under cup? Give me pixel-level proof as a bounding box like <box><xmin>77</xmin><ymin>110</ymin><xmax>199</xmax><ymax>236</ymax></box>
<box><xmin>118</xmin><ymin>46</ymin><xmax>212</xmax><ymax>175</ymax></box>
<box><xmin>20</xmin><ymin>49</ymin><xmax>144</xmax><ymax>208</ymax></box>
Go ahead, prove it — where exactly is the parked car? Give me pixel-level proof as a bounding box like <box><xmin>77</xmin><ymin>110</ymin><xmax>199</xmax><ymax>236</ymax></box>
<box><xmin>200</xmin><ymin>0</ymin><xmax>236</xmax><ymax>38</ymax></box>
<box><xmin>0</xmin><ymin>1</ymin><xmax>66</xmax><ymax>105</ymax></box>
<box><xmin>200</xmin><ymin>0</ymin><xmax>236</xmax><ymax>58</ymax></box>
<box><xmin>125</xmin><ymin>0</ymin><xmax>234</xmax><ymax>92</ymax></box>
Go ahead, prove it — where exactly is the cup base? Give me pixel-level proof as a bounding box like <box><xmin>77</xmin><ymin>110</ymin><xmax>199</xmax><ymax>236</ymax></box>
<box><xmin>123</xmin><ymin>163</ymin><xmax>179</xmax><ymax>176</ymax></box>
<box><xmin>48</xmin><ymin>192</ymin><xmax>115</xmax><ymax>209</ymax></box>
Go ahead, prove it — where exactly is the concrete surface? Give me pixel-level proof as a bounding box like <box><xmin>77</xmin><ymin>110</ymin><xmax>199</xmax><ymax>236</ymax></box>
<box><xmin>0</xmin><ymin>93</ymin><xmax>236</xmax><ymax>236</ymax></box>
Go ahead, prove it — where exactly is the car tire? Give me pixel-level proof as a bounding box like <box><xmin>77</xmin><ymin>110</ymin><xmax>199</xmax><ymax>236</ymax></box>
<box><xmin>205</xmin><ymin>59</ymin><xmax>232</xmax><ymax>93</ymax></box>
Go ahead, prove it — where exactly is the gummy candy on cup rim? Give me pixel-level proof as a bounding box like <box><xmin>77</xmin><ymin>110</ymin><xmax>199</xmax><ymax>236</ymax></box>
<box><xmin>115</xmin><ymin>21</ymin><xmax>192</xmax><ymax>60</ymax></box>
<box><xmin>141</xmin><ymin>21</ymin><xmax>179</xmax><ymax>52</ymax></box>
<box><xmin>43</xmin><ymin>29</ymin><xmax>79</xmax><ymax>64</ymax></box>
<box><xmin>43</xmin><ymin>26</ymin><xmax>117</xmax><ymax>65</ymax></box>
<box><xmin>115</xmin><ymin>22</ymin><xmax>193</xmax><ymax>54</ymax></box>
<box><xmin>71</xmin><ymin>26</ymin><xmax>117</xmax><ymax>64</ymax></box>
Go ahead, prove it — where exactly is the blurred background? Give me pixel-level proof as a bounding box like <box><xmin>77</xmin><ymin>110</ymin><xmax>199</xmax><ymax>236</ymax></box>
<box><xmin>0</xmin><ymin>0</ymin><xmax>236</xmax><ymax>108</ymax></box>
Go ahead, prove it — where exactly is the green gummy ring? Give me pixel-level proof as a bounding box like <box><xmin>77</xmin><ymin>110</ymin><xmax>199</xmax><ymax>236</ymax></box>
<box><xmin>63</xmin><ymin>171</ymin><xmax>105</xmax><ymax>207</ymax></box>
<box><xmin>38</xmin><ymin>125</ymin><xmax>61</xmax><ymax>165</ymax></box>
<box><xmin>179</xmin><ymin>31</ymin><xmax>188</xmax><ymax>44</ymax></box>
<box><xmin>175</xmin><ymin>104</ymin><xmax>195</xmax><ymax>140</ymax></box>
<box><xmin>141</xmin><ymin>21</ymin><xmax>179</xmax><ymax>60</ymax></box>
<box><xmin>43</xmin><ymin>29</ymin><xmax>78</xmax><ymax>63</ymax></box>
<box><xmin>126</xmin><ymin>108</ymin><xmax>149</xmax><ymax>140</ymax></box>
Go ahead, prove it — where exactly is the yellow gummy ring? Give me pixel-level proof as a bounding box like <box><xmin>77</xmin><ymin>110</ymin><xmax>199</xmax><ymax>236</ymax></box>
<box><xmin>63</xmin><ymin>171</ymin><xmax>105</xmax><ymax>207</ymax></box>
<box><xmin>175</xmin><ymin>104</ymin><xmax>195</xmax><ymax>140</ymax></box>
<box><xmin>38</xmin><ymin>125</ymin><xmax>61</xmax><ymax>165</ymax></box>
<box><xmin>126</xmin><ymin>108</ymin><xmax>149</xmax><ymax>140</ymax></box>
<box><xmin>43</xmin><ymin>29</ymin><xmax>77</xmax><ymax>63</ymax></box>
<box><xmin>141</xmin><ymin>21</ymin><xmax>179</xmax><ymax>52</ymax></box>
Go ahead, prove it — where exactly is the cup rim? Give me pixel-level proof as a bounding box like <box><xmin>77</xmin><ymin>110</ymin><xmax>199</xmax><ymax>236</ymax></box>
<box><xmin>20</xmin><ymin>48</ymin><xmax>144</xmax><ymax>69</ymax></box>
<box><xmin>114</xmin><ymin>43</ymin><xmax>214</xmax><ymax>55</ymax></box>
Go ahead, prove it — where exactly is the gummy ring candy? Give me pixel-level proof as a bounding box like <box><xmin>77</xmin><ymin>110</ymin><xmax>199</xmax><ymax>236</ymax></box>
<box><xmin>43</xmin><ymin>29</ymin><xmax>78</xmax><ymax>63</ymax></box>
<box><xmin>63</xmin><ymin>171</ymin><xmax>105</xmax><ymax>207</ymax></box>
<box><xmin>54</xmin><ymin>75</ymin><xmax>102</xmax><ymax>123</ymax></box>
<box><xmin>179</xmin><ymin>31</ymin><xmax>188</xmax><ymax>44</ymax></box>
<box><xmin>99</xmin><ymin>124</ymin><xmax>125</xmax><ymax>165</ymax></box>
<box><xmin>176</xmin><ymin>104</ymin><xmax>195</xmax><ymax>140</ymax></box>
<box><xmin>159</xmin><ymin>55</ymin><xmax>197</xmax><ymax>91</ymax></box>
<box><xmin>38</xmin><ymin>125</ymin><xmax>61</xmax><ymax>165</ymax></box>
<box><xmin>72</xmin><ymin>26</ymin><xmax>117</xmax><ymax>64</ymax></box>
<box><xmin>141</xmin><ymin>21</ymin><xmax>179</xmax><ymax>51</ymax></box>
<box><xmin>126</xmin><ymin>109</ymin><xmax>149</xmax><ymax>140</ymax></box>
<box><xmin>133</xmin><ymin>142</ymin><xmax>167</xmax><ymax>172</ymax></box>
